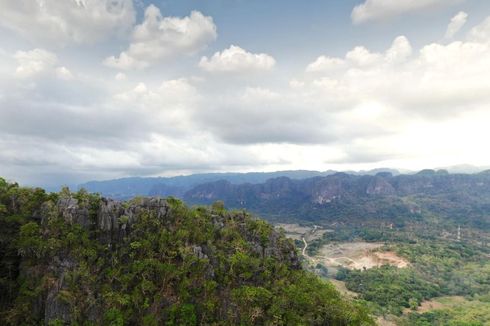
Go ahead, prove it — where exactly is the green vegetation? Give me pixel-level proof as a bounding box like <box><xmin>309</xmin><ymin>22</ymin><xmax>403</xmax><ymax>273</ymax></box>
<box><xmin>393</xmin><ymin>240</ymin><xmax>490</xmax><ymax>296</ymax></box>
<box><xmin>0</xmin><ymin>177</ymin><xmax>373</xmax><ymax>325</ymax></box>
<box><xmin>322</xmin><ymin>227</ymin><xmax>490</xmax><ymax>321</ymax></box>
<box><xmin>337</xmin><ymin>265</ymin><xmax>439</xmax><ymax>315</ymax></box>
<box><xmin>400</xmin><ymin>297</ymin><xmax>490</xmax><ymax>326</ymax></box>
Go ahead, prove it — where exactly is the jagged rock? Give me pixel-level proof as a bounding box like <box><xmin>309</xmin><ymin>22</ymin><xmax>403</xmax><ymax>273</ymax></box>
<box><xmin>193</xmin><ymin>246</ymin><xmax>208</xmax><ymax>259</ymax></box>
<box><xmin>366</xmin><ymin>176</ymin><xmax>396</xmax><ymax>195</ymax></box>
<box><xmin>57</xmin><ymin>197</ymin><xmax>90</xmax><ymax>229</ymax></box>
<box><xmin>45</xmin><ymin>257</ymin><xmax>76</xmax><ymax>325</ymax></box>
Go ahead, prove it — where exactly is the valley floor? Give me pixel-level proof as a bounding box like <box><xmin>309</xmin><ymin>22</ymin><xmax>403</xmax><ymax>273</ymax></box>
<box><xmin>275</xmin><ymin>222</ymin><xmax>490</xmax><ymax>326</ymax></box>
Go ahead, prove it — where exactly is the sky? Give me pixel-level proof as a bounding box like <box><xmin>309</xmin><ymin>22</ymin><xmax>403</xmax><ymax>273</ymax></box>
<box><xmin>1</xmin><ymin>0</ymin><xmax>490</xmax><ymax>187</ymax></box>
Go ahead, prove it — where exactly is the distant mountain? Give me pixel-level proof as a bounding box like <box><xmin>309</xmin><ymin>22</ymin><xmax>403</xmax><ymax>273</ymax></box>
<box><xmin>183</xmin><ymin>170</ymin><xmax>490</xmax><ymax>228</ymax></box>
<box><xmin>440</xmin><ymin>164</ymin><xmax>490</xmax><ymax>174</ymax></box>
<box><xmin>79</xmin><ymin>168</ymin><xmax>400</xmax><ymax>199</ymax></box>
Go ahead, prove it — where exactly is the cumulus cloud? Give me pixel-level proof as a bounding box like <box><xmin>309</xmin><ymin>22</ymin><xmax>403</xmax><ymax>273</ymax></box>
<box><xmin>0</xmin><ymin>0</ymin><xmax>135</xmax><ymax>45</ymax></box>
<box><xmin>351</xmin><ymin>0</ymin><xmax>462</xmax><ymax>24</ymax></box>
<box><xmin>13</xmin><ymin>48</ymin><xmax>75</xmax><ymax>81</ymax></box>
<box><xmin>199</xmin><ymin>45</ymin><xmax>276</xmax><ymax>73</ymax></box>
<box><xmin>346</xmin><ymin>46</ymin><xmax>382</xmax><ymax>66</ymax></box>
<box><xmin>385</xmin><ymin>36</ymin><xmax>413</xmax><ymax>63</ymax></box>
<box><xmin>115</xmin><ymin>72</ymin><xmax>127</xmax><ymax>81</ymax></box>
<box><xmin>445</xmin><ymin>11</ymin><xmax>468</xmax><ymax>39</ymax></box>
<box><xmin>104</xmin><ymin>5</ymin><xmax>217</xmax><ymax>69</ymax></box>
<box><xmin>3</xmin><ymin>8</ymin><xmax>490</xmax><ymax>186</ymax></box>
<box><xmin>307</xmin><ymin>36</ymin><xmax>411</xmax><ymax>73</ymax></box>
<box><xmin>14</xmin><ymin>49</ymin><xmax>58</xmax><ymax>78</ymax></box>
<box><xmin>306</xmin><ymin>56</ymin><xmax>345</xmax><ymax>73</ymax></box>
<box><xmin>0</xmin><ymin>71</ymin><xmax>272</xmax><ymax>186</ymax></box>
<box><xmin>304</xmin><ymin>23</ymin><xmax>490</xmax><ymax>118</ymax></box>
<box><xmin>193</xmin><ymin>86</ymin><xmax>335</xmax><ymax>144</ymax></box>
<box><xmin>468</xmin><ymin>16</ymin><xmax>490</xmax><ymax>42</ymax></box>
<box><xmin>55</xmin><ymin>67</ymin><xmax>74</xmax><ymax>80</ymax></box>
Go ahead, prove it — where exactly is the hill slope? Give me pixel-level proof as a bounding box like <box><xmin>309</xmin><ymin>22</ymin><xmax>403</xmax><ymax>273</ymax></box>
<box><xmin>78</xmin><ymin>169</ymin><xmax>400</xmax><ymax>200</ymax></box>
<box><xmin>0</xmin><ymin>177</ymin><xmax>372</xmax><ymax>325</ymax></box>
<box><xmin>184</xmin><ymin>170</ymin><xmax>490</xmax><ymax>228</ymax></box>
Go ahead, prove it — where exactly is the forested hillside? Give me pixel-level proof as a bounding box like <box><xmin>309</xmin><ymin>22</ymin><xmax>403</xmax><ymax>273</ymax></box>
<box><xmin>78</xmin><ymin>169</ymin><xmax>399</xmax><ymax>200</ymax></box>
<box><xmin>0</xmin><ymin>177</ymin><xmax>372</xmax><ymax>325</ymax></box>
<box><xmin>184</xmin><ymin>170</ymin><xmax>490</xmax><ymax>228</ymax></box>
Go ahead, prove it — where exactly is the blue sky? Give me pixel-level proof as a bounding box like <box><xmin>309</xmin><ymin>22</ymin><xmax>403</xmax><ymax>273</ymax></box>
<box><xmin>1</xmin><ymin>0</ymin><xmax>490</xmax><ymax>187</ymax></box>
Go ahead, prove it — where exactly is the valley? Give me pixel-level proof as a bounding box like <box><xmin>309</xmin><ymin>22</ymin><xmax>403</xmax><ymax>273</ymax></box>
<box><xmin>276</xmin><ymin>221</ymin><xmax>490</xmax><ymax>325</ymax></box>
<box><xmin>3</xmin><ymin>171</ymin><xmax>490</xmax><ymax>325</ymax></box>
<box><xmin>3</xmin><ymin>0</ymin><xmax>490</xmax><ymax>324</ymax></box>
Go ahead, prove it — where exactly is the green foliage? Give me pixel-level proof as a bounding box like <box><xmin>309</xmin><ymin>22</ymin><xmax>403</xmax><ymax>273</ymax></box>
<box><xmin>323</xmin><ymin>228</ymin><xmax>490</xmax><ymax>320</ymax></box>
<box><xmin>0</xmin><ymin>178</ymin><xmax>374</xmax><ymax>325</ymax></box>
<box><xmin>339</xmin><ymin>265</ymin><xmax>440</xmax><ymax>315</ymax></box>
<box><xmin>104</xmin><ymin>308</ymin><xmax>124</xmax><ymax>326</ymax></box>
<box><xmin>393</xmin><ymin>240</ymin><xmax>490</xmax><ymax>297</ymax></box>
<box><xmin>400</xmin><ymin>298</ymin><xmax>490</xmax><ymax>326</ymax></box>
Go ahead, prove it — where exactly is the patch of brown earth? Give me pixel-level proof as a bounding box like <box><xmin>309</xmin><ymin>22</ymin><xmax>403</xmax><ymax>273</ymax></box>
<box><xmin>415</xmin><ymin>296</ymin><xmax>466</xmax><ymax>313</ymax></box>
<box><xmin>373</xmin><ymin>251</ymin><xmax>409</xmax><ymax>268</ymax></box>
<box><xmin>316</xmin><ymin>242</ymin><xmax>409</xmax><ymax>270</ymax></box>
<box><xmin>329</xmin><ymin>279</ymin><xmax>358</xmax><ymax>298</ymax></box>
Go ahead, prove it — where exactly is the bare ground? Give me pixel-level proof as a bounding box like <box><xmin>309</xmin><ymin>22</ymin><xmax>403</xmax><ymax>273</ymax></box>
<box><xmin>275</xmin><ymin>223</ymin><xmax>331</xmax><ymax>241</ymax></box>
<box><xmin>275</xmin><ymin>223</ymin><xmax>408</xmax><ymax>272</ymax></box>
<box><xmin>315</xmin><ymin>242</ymin><xmax>409</xmax><ymax>270</ymax></box>
<box><xmin>412</xmin><ymin>296</ymin><xmax>466</xmax><ymax>313</ymax></box>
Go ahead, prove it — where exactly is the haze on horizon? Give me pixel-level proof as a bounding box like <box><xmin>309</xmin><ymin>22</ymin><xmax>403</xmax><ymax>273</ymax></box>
<box><xmin>1</xmin><ymin>0</ymin><xmax>490</xmax><ymax>187</ymax></box>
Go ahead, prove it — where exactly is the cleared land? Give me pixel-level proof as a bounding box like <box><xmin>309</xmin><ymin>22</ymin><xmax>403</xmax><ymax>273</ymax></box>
<box><xmin>313</xmin><ymin>242</ymin><xmax>408</xmax><ymax>276</ymax></box>
<box><xmin>411</xmin><ymin>296</ymin><xmax>466</xmax><ymax>313</ymax></box>
<box><xmin>276</xmin><ymin>223</ymin><xmax>409</xmax><ymax>274</ymax></box>
<box><xmin>275</xmin><ymin>223</ymin><xmax>330</xmax><ymax>241</ymax></box>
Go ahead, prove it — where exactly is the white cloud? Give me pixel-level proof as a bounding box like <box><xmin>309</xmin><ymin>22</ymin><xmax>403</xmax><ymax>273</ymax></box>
<box><xmin>115</xmin><ymin>72</ymin><xmax>127</xmax><ymax>81</ymax></box>
<box><xmin>199</xmin><ymin>45</ymin><xmax>276</xmax><ymax>73</ymax></box>
<box><xmin>0</xmin><ymin>0</ymin><xmax>135</xmax><ymax>45</ymax></box>
<box><xmin>14</xmin><ymin>49</ymin><xmax>58</xmax><ymax>78</ymax></box>
<box><xmin>308</xmin><ymin>36</ymin><xmax>411</xmax><ymax>74</ymax></box>
<box><xmin>13</xmin><ymin>48</ymin><xmax>76</xmax><ymax>81</ymax></box>
<box><xmin>385</xmin><ymin>36</ymin><xmax>413</xmax><ymax>63</ymax></box>
<box><xmin>346</xmin><ymin>46</ymin><xmax>382</xmax><ymax>66</ymax></box>
<box><xmin>468</xmin><ymin>16</ymin><xmax>490</xmax><ymax>42</ymax></box>
<box><xmin>55</xmin><ymin>66</ymin><xmax>74</xmax><ymax>80</ymax></box>
<box><xmin>445</xmin><ymin>11</ymin><xmax>468</xmax><ymax>39</ymax></box>
<box><xmin>351</xmin><ymin>0</ymin><xmax>462</xmax><ymax>24</ymax></box>
<box><xmin>4</xmin><ymin>10</ymin><xmax>490</xmax><ymax>186</ymax></box>
<box><xmin>104</xmin><ymin>5</ymin><xmax>217</xmax><ymax>69</ymax></box>
<box><xmin>304</xmin><ymin>15</ymin><xmax>490</xmax><ymax>124</ymax></box>
<box><xmin>306</xmin><ymin>56</ymin><xmax>345</xmax><ymax>73</ymax></box>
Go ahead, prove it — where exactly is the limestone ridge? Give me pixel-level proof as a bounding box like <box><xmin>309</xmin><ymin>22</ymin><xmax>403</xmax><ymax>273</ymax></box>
<box><xmin>184</xmin><ymin>172</ymin><xmax>490</xmax><ymax>227</ymax></box>
<box><xmin>13</xmin><ymin>196</ymin><xmax>338</xmax><ymax>324</ymax></box>
<box><xmin>39</xmin><ymin>197</ymin><xmax>173</xmax><ymax>322</ymax></box>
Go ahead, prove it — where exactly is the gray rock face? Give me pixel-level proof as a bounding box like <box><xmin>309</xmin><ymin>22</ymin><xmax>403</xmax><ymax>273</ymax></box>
<box><xmin>53</xmin><ymin>196</ymin><xmax>170</xmax><ymax>243</ymax></box>
<box><xmin>366</xmin><ymin>176</ymin><xmax>396</xmax><ymax>195</ymax></box>
<box><xmin>35</xmin><ymin>196</ymin><xmax>300</xmax><ymax>324</ymax></box>
<box><xmin>45</xmin><ymin>257</ymin><xmax>76</xmax><ymax>325</ymax></box>
<box><xmin>193</xmin><ymin>245</ymin><xmax>208</xmax><ymax>259</ymax></box>
<box><xmin>57</xmin><ymin>197</ymin><xmax>90</xmax><ymax>228</ymax></box>
<box><xmin>42</xmin><ymin>197</ymin><xmax>171</xmax><ymax>324</ymax></box>
<box><xmin>98</xmin><ymin>197</ymin><xmax>169</xmax><ymax>243</ymax></box>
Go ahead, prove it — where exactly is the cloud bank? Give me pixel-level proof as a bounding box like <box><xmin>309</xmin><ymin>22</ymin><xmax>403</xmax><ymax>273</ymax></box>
<box><xmin>1</xmin><ymin>1</ymin><xmax>490</xmax><ymax>186</ymax></box>
<box><xmin>0</xmin><ymin>0</ymin><xmax>135</xmax><ymax>45</ymax></box>
<box><xmin>104</xmin><ymin>5</ymin><xmax>217</xmax><ymax>69</ymax></box>
<box><xmin>199</xmin><ymin>45</ymin><xmax>276</xmax><ymax>73</ymax></box>
<box><xmin>351</xmin><ymin>0</ymin><xmax>463</xmax><ymax>24</ymax></box>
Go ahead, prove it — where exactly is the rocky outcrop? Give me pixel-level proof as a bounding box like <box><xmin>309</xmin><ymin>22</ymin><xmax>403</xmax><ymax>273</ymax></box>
<box><xmin>34</xmin><ymin>196</ymin><xmax>301</xmax><ymax>324</ymax></box>
<box><xmin>184</xmin><ymin>172</ymin><xmax>490</xmax><ymax>226</ymax></box>
<box><xmin>56</xmin><ymin>197</ymin><xmax>90</xmax><ymax>228</ymax></box>
<box><xmin>366</xmin><ymin>176</ymin><xmax>396</xmax><ymax>195</ymax></box>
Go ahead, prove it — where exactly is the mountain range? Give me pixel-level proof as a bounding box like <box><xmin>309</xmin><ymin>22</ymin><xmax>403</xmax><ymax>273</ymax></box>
<box><xmin>79</xmin><ymin>168</ymin><xmax>401</xmax><ymax>199</ymax></box>
<box><xmin>183</xmin><ymin>169</ymin><xmax>490</xmax><ymax>229</ymax></box>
